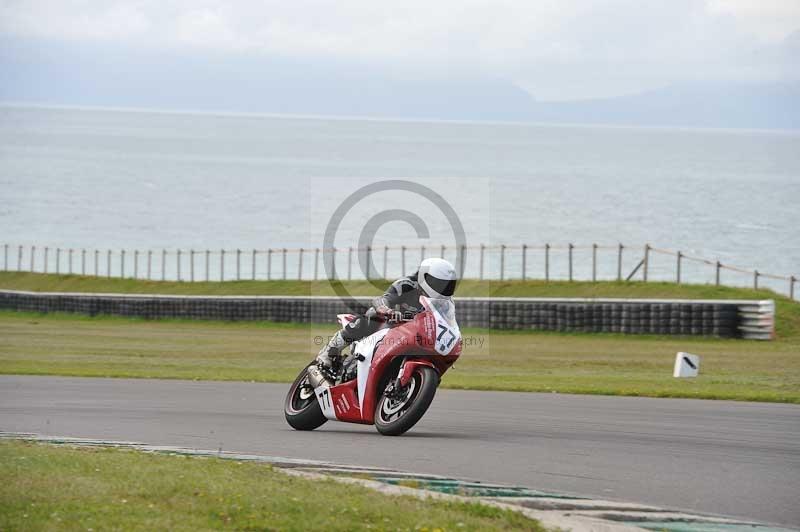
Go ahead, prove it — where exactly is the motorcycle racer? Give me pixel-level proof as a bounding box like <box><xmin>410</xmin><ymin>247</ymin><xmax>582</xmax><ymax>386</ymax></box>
<box><xmin>316</xmin><ymin>257</ymin><xmax>458</xmax><ymax>369</ymax></box>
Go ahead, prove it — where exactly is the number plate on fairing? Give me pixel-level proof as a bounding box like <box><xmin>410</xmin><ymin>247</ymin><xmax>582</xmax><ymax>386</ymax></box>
<box><xmin>422</xmin><ymin>296</ymin><xmax>460</xmax><ymax>355</ymax></box>
<box><xmin>314</xmin><ymin>385</ymin><xmax>337</xmax><ymax>420</ymax></box>
<box><xmin>434</xmin><ymin>322</ymin><xmax>458</xmax><ymax>354</ymax></box>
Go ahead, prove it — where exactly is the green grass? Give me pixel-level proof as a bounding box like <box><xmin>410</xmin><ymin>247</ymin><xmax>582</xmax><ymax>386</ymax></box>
<box><xmin>0</xmin><ymin>440</ymin><xmax>546</xmax><ymax>531</ymax></box>
<box><xmin>1</xmin><ymin>310</ymin><xmax>798</xmax><ymax>402</ymax></box>
<box><xmin>0</xmin><ymin>271</ymin><xmax>792</xmax><ymax>299</ymax></box>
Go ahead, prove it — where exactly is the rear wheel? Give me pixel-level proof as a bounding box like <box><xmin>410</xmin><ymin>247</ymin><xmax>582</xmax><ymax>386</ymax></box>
<box><xmin>284</xmin><ymin>365</ymin><xmax>327</xmax><ymax>431</ymax></box>
<box><xmin>375</xmin><ymin>366</ymin><xmax>439</xmax><ymax>436</ymax></box>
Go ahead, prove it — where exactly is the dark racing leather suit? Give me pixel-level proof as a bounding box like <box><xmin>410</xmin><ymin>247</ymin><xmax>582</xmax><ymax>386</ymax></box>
<box><xmin>341</xmin><ymin>272</ymin><xmax>424</xmax><ymax>344</ymax></box>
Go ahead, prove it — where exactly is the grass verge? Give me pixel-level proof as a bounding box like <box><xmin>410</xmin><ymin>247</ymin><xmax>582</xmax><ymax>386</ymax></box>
<box><xmin>0</xmin><ymin>440</ymin><xmax>546</xmax><ymax>531</ymax></box>
<box><xmin>1</xmin><ymin>311</ymin><xmax>798</xmax><ymax>402</ymax></box>
<box><xmin>0</xmin><ymin>271</ymin><xmax>792</xmax><ymax>299</ymax></box>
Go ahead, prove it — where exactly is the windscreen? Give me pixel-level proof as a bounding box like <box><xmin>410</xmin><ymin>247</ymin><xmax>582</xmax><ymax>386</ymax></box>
<box><xmin>427</xmin><ymin>297</ymin><xmax>457</xmax><ymax>327</ymax></box>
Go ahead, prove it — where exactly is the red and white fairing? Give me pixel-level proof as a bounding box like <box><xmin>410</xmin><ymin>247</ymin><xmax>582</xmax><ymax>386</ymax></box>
<box><xmin>314</xmin><ymin>296</ymin><xmax>461</xmax><ymax>424</ymax></box>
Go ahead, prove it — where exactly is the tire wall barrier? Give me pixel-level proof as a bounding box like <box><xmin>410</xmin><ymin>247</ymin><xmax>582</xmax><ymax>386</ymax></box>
<box><xmin>0</xmin><ymin>290</ymin><xmax>775</xmax><ymax>340</ymax></box>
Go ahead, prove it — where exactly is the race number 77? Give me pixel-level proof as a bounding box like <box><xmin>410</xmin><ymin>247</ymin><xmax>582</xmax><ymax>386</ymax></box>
<box><xmin>318</xmin><ymin>389</ymin><xmax>331</xmax><ymax>408</ymax></box>
<box><xmin>437</xmin><ymin>323</ymin><xmax>456</xmax><ymax>350</ymax></box>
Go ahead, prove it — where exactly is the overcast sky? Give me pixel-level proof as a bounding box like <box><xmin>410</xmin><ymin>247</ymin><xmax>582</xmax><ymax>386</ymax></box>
<box><xmin>1</xmin><ymin>0</ymin><xmax>798</xmax><ymax>100</ymax></box>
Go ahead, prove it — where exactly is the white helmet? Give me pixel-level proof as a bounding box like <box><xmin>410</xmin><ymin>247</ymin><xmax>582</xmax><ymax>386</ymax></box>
<box><xmin>418</xmin><ymin>258</ymin><xmax>457</xmax><ymax>299</ymax></box>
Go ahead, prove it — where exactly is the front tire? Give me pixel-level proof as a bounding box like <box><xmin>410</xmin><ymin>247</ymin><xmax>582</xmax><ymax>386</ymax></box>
<box><xmin>375</xmin><ymin>366</ymin><xmax>439</xmax><ymax>436</ymax></box>
<box><xmin>284</xmin><ymin>365</ymin><xmax>327</xmax><ymax>431</ymax></box>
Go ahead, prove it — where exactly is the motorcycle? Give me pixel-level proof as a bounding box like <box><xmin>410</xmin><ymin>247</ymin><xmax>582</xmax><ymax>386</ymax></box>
<box><xmin>284</xmin><ymin>296</ymin><xmax>461</xmax><ymax>436</ymax></box>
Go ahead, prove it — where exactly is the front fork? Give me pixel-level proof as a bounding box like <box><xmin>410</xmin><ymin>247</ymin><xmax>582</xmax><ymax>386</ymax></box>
<box><xmin>394</xmin><ymin>359</ymin><xmax>438</xmax><ymax>389</ymax></box>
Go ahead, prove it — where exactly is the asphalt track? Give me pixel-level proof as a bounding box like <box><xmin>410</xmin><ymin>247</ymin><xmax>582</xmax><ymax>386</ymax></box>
<box><xmin>1</xmin><ymin>375</ymin><xmax>798</xmax><ymax>527</ymax></box>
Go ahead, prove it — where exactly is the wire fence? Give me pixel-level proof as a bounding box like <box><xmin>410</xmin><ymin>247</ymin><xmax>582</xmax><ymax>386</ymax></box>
<box><xmin>1</xmin><ymin>242</ymin><xmax>797</xmax><ymax>300</ymax></box>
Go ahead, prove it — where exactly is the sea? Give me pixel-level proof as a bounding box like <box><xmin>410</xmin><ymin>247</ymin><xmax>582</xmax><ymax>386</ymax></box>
<box><xmin>1</xmin><ymin>105</ymin><xmax>798</xmax><ymax>293</ymax></box>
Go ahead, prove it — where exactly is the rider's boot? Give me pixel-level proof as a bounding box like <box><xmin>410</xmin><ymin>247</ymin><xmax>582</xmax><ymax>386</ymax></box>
<box><xmin>316</xmin><ymin>329</ymin><xmax>347</xmax><ymax>369</ymax></box>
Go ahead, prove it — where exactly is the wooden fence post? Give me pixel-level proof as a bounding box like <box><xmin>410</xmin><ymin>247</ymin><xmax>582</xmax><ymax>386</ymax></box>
<box><xmin>44</xmin><ymin>247</ymin><xmax>49</xmax><ymax>274</ymax></box>
<box><xmin>347</xmin><ymin>247</ymin><xmax>353</xmax><ymax>280</ymax></box>
<box><xmin>498</xmin><ymin>244</ymin><xmax>505</xmax><ymax>280</ymax></box>
<box><xmin>147</xmin><ymin>250</ymin><xmax>151</xmax><ymax>280</ymax></box>
<box><xmin>17</xmin><ymin>245</ymin><xmax>23</xmax><ymax>271</ymax></box>
<box><xmin>177</xmin><ymin>250</ymin><xmax>181</xmax><ymax>281</ymax></box>
<box><xmin>267</xmin><ymin>249</ymin><xmax>272</xmax><ymax>280</ymax></box>
<box><xmin>545</xmin><ymin>243</ymin><xmax>550</xmax><ymax>282</ymax></box>
<box><xmin>94</xmin><ymin>249</ymin><xmax>99</xmax><ymax>276</ymax></box>
<box><xmin>617</xmin><ymin>243</ymin><xmax>623</xmax><ymax>281</ymax></box>
<box><xmin>190</xmin><ymin>250</ymin><xmax>195</xmax><ymax>282</ymax></box>
<box><xmin>715</xmin><ymin>261</ymin><xmax>721</xmax><ymax>286</ymax></box>
<box><xmin>791</xmin><ymin>276</ymin><xmax>796</xmax><ymax>300</ymax></box>
<box><xmin>162</xmin><ymin>250</ymin><xmax>167</xmax><ymax>281</ymax></box>
<box><xmin>568</xmin><ymin>243</ymin><xmax>574</xmax><ymax>282</ymax></box>
<box><xmin>282</xmin><ymin>248</ymin><xmax>287</xmax><ymax>280</ymax></box>
<box><xmin>106</xmin><ymin>249</ymin><xmax>111</xmax><ymax>278</ymax></box>
<box><xmin>133</xmin><ymin>250</ymin><xmax>138</xmax><ymax>279</ymax></box>
<box><xmin>57</xmin><ymin>248</ymin><xmax>61</xmax><ymax>274</ymax></box>
<box><xmin>459</xmin><ymin>244</ymin><xmax>466</xmax><ymax>278</ymax></box>
<box><xmin>522</xmin><ymin>244</ymin><xmax>527</xmax><ymax>280</ymax></box>
<box><xmin>401</xmin><ymin>246</ymin><xmax>407</xmax><ymax>276</ymax></box>
<box><xmin>676</xmin><ymin>251</ymin><xmax>682</xmax><ymax>284</ymax></box>
<box><xmin>643</xmin><ymin>244</ymin><xmax>650</xmax><ymax>282</ymax></box>
<box><xmin>205</xmin><ymin>250</ymin><xmax>210</xmax><ymax>281</ymax></box>
<box><xmin>298</xmin><ymin>248</ymin><xmax>304</xmax><ymax>280</ymax></box>
<box><xmin>31</xmin><ymin>245</ymin><xmax>36</xmax><ymax>272</ymax></box>
<box><xmin>314</xmin><ymin>248</ymin><xmax>319</xmax><ymax>281</ymax></box>
<box><xmin>236</xmin><ymin>249</ymin><xmax>241</xmax><ymax>281</ymax></box>
<box><xmin>479</xmin><ymin>244</ymin><xmax>485</xmax><ymax>280</ymax></box>
<box><xmin>220</xmin><ymin>250</ymin><xmax>225</xmax><ymax>281</ymax></box>
<box><xmin>119</xmin><ymin>249</ymin><xmax>124</xmax><ymax>278</ymax></box>
<box><xmin>383</xmin><ymin>246</ymin><xmax>388</xmax><ymax>279</ymax></box>
<box><xmin>252</xmin><ymin>249</ymin><xmax>257</xmax><ymax>281</ymax></box>
<box><xmin>754</xmin><ymin>270</ymin><xmax>759</xmax><ymax>290</ymax></box>
<box><xmin>420</xmin><ymin>245</ymin><xmax>426</xmax><ymax>261</ymax></box>
<box><xmin>592</xmin><ymin>243</ymin><xmax>597</xmax><ymax>282</ymax></box>
<box><xmin>366</xmin><ymin>246</ymin><xmax>371</xmax><ymax>280</ymax></box>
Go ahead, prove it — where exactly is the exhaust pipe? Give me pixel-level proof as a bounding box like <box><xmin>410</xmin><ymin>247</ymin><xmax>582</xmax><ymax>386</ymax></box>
<box><xmin>306</xmin><ymin>364</ymin><xmax>331</xmax><ymax>388</ymax></box>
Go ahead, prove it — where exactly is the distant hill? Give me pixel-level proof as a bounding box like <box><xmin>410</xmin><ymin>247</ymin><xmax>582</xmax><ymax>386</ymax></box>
<box><xmin>530</xmin><ymin>82</ymin><xmax>800</xmax><ymax>130</ymax></box>
<box><xmin>1</xmin><ymin>37</ymin><xmax>798</xmax><ymax>130</ymax></box>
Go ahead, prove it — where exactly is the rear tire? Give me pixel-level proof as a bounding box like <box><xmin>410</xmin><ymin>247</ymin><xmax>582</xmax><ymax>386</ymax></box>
<box><xmin>284</xmin><ymin>365</ymin><xmax>327</xmax><ymax>431</ymax></box>
<box><xmin>375</xmin><ymin>366</ymin><xmax>439</xmax><ymax>436</ymax></box>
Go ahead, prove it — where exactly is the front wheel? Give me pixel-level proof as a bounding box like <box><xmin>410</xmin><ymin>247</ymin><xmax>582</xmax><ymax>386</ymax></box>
<box><xmin>375</xmin><ymin>365</ymin><xmax>439</xmax><ymax>436</ymax></box>
<box><xmin>284</xmin><ymin>365</ymin><xmax>327</xmax><ymax>431</ymax></box>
